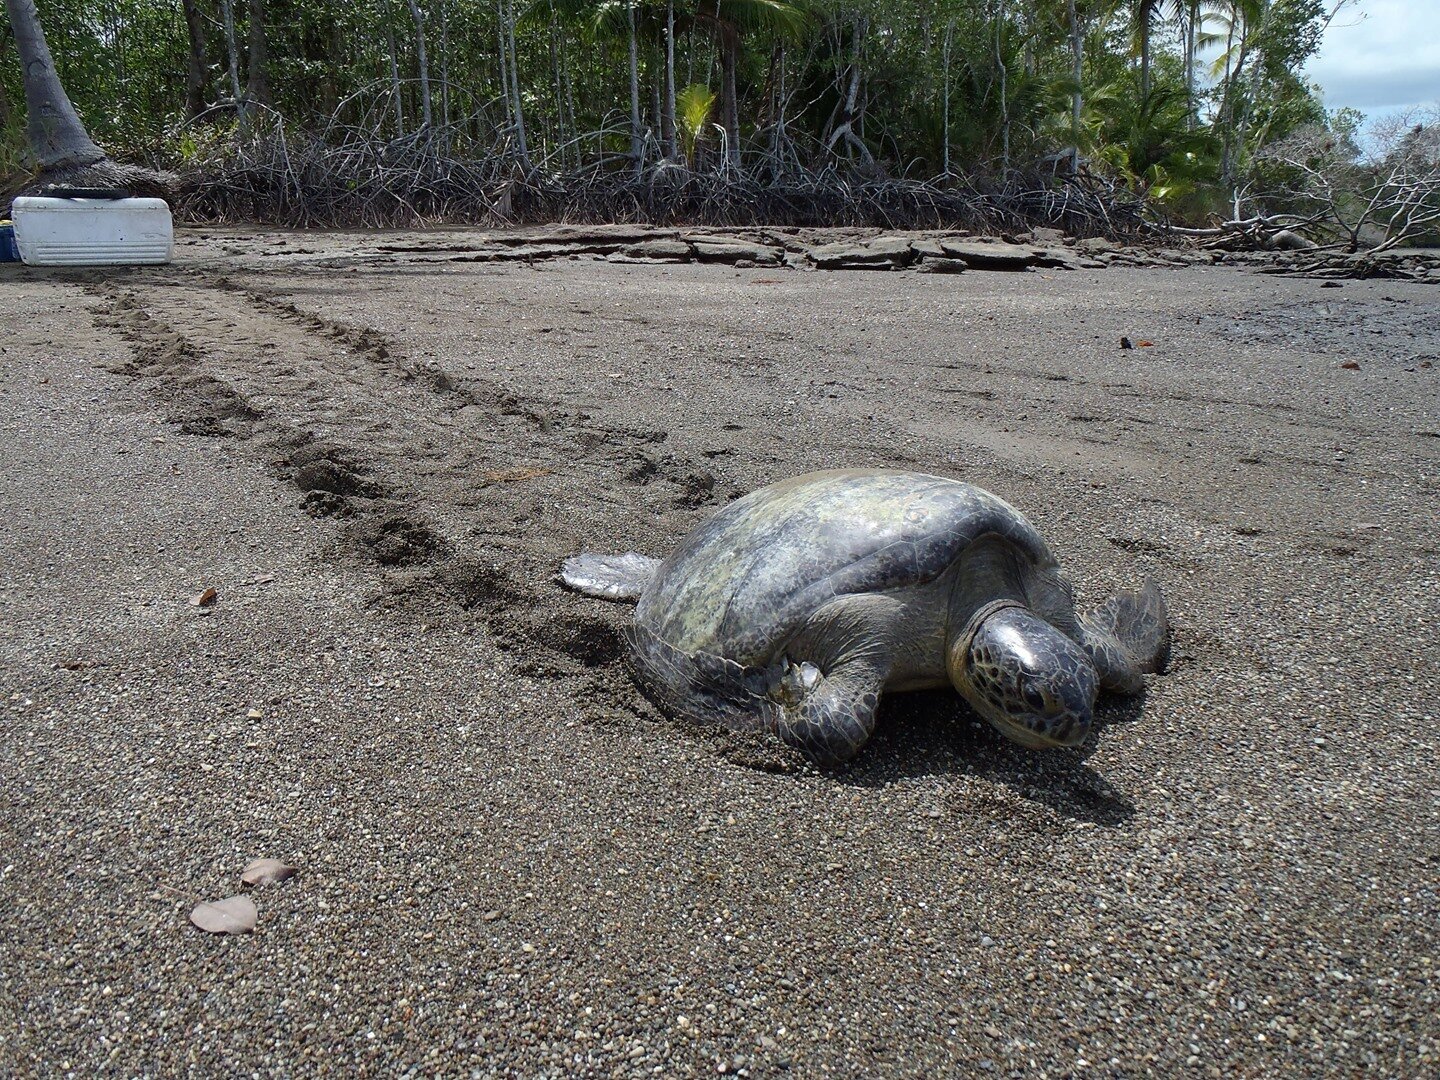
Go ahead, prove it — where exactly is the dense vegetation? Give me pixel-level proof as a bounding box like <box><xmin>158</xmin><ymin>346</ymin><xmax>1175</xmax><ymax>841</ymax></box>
<box><xmin>1</xmin><ymin>0</ymin><xmax>1419</xmax><ymax>234</ymax></box>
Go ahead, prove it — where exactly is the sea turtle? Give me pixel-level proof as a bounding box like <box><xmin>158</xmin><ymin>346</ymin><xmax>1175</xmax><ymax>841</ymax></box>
<box><xmin>561</xmin><ymin>469</ymin><xmax>1167</xmax><ymax>764</ymax></box>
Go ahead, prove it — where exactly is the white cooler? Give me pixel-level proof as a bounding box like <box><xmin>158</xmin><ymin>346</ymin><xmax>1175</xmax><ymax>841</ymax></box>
<box><xmin>11</xmin><ymin>195</ymin><xmax>173</xmax><ymax>266</ymax></box>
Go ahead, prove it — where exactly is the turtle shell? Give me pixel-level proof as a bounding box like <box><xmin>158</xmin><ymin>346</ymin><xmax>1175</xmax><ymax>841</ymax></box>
<box><xmin>634</xmin><ymin>469</ymin><xmax>1057</xmax><ymax>666</ymax></box>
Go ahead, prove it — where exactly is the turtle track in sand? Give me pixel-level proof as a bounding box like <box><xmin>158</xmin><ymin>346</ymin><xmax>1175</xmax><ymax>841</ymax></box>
<box><xmin>84</xmin><ymin>272</ymin><xmax>731</xmax><ymax>738</ymax></box>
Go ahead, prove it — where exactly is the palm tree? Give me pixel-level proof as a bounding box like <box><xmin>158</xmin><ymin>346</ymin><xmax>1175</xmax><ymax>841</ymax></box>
<box><xmin>543</xmin><ymin>0</ymin><xmax>651</xmax><ymax>166</ymax></box>
<box><xmin>1065</xmin><ymin>0</ymin><xmax>1084</xmax><ymax>173</ymax></box>
<box><xmin>676</xmin><ymin>81</ymin><xmax>716</xmax><ymax>162</ymax></box>
<box><xmin>690</xmin><ymin>0</ymin><xmax>809</xmax><ymax>168</ymax></box>
<box><xmin>5</xmin><ymin>0</ymin><xmax>171</xmax><ymax>193</ymax></box>
<box><xmin>1177</xmin><ymin>0</ymin><xmax>1202</xmax><ymax>128</ymax></box>
<box><xmin>545</xmin><ymin>0</ymin><xmax>806</xmax><ymax>169</ymax></box>
<box><xmin>1206</xmin><ymin>0</ymin><xmax>1264</xmax><ymax>187</ymax></box>
<box><xmin>1135</xmin><ymin>0</ymin><xmax>1161</xmax><ymax>100</ymax></box>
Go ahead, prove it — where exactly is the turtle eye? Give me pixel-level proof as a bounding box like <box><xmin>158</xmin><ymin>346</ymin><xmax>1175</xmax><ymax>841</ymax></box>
<box><xmin>1020</xmin><ymin>682</ymin><xmax>1048</xmax><ymax>713</ymax></box>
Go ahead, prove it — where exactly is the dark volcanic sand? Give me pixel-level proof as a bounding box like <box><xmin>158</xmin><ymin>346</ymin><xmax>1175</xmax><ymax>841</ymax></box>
<box><xmin>1</xmin><ymin>227</ymin><xmax>1437</xmax><ymax>1076</ymax></box>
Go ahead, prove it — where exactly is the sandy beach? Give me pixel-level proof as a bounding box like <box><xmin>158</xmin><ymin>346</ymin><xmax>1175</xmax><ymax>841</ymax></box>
<box><xmin>1</xmin><ymin>227</ymin><xmax>1436</xmax><ymax>1076</ymax></box>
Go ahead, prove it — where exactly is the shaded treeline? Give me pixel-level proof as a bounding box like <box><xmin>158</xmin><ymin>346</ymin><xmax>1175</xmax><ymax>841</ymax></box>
<box><xmin>0</xmin><ymin>0</ymin><xmax>1356</xmax><ymax>225</ymax></box>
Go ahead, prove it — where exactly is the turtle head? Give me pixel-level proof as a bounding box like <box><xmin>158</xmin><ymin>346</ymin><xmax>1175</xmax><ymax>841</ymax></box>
<box><xmin>950</xmin><ymin>607</ymin><xmax>1098</xmax><ymax>749</ymax></box>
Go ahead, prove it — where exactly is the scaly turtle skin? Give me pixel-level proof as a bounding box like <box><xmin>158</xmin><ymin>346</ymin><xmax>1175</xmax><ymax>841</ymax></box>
<box><xmin>562</xmin><ymin>469</ymin><xmax>1167</xmax><ymax>764</ymax></box>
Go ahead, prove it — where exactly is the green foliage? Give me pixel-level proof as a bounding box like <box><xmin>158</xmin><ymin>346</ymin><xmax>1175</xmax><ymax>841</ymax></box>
<box><xmin>1088</xmin><ymin>80</ymin><xmax>1205</xmax><ymax>180</ymax></box>
<box><xmin>676</xmin><ymin>81</ymin><xmax>714</xmax><ymax>159</ymax></box>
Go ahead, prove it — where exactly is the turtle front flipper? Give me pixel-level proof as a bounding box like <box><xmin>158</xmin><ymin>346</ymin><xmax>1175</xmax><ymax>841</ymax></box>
<box><xmin>1074</xmin><ymin>580</ymin><xmax>1169</xmax><ymax>694</ymax></box>
<box><xmin>627</xmin><ymin>597</ymin><xmax>894</xmax><ymax>765</ymax></box>
<box><xmin>769</xmin><ymin>594</ymin><xmax>901</xmax><ymax>765</ymax></box>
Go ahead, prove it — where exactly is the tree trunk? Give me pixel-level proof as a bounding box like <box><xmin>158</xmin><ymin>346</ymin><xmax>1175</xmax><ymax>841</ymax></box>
<box><xmin>548</xmin><ymin>1</ymin><xmax>578</xmax><ymax>169</ymax></box>
<box><xmin>769</xmin><ymin>44</ymin><xmax>789</xmax><ymax>172</ymax></box>
<box><xmin>663</xmin><ymin>0</ymin><xmax>677</xmax><ymax>160</ymax></box>
<box><xmin>1022</xmin><ymin>3</ymin><xmax>1034</xmax><ymax>76</ymax></box>
<box><xmin>246</xmin><ymin>0</ymin><xmax>270</xmax><ymax>107</ymax></box>
<box><xmin>1139</xmin><ymin>0</ymin><xmax>1151</xmax><ymax>101</ymax></box>
<box><xmin>181</xmin><ymin>0</ymin><xmax>210</xmax><ymax>120</ymax></box>
<box><xmin>651</xmin><ymin>60</ymin><xmax>661</xmax><ymax>150</ymax></box>
<box><xmin>0</xmin><ymin>41</ymin><xmax>11</xmax><ymax>131</ymax></box>
<box><xmin>8</xmin><ymin>0</ymin><xmax>105</xmax><ymax>173</ymax></box>
<box><xmin>1066</xmin><ymin>0</ymin><xmax>1083</xmax><ymax>174</ymax></box>
<box><xmin>4</xmin><ymin>0</ymin><xmax>170</xmax><ymax>193</ymax></box>
<box><xmin>941</xmin><ymin>18</ymin><xmax>953</xmax><ymax>176</ymax></box>
<box><xmin>438</xmin><ymin>0</ymin><xmax>451</xmax><ymax>128</ymax></box>
<box><xmin>497</xmin><ymin>0</ymin><xmax>513</xmax><ymax>133</ymax></box>
<box><xmin>548</xmin><ymin>4</ymin><xmax>565</xmax><ymax>162</ymax></box>
<box><xmin>503</xmin><ymin>0</ymin><xmax>529</xmax><ymax>166</ymax></box>
<box><xmin>1219</xmin><ymin>15</ymin><xmax>1250</xmax><ymax>188</ymax></box>
<box><xmin>406</xmin><ymin>0</ymin><xmax>434</xmax><ymax>129</ymax></box>
<box><xmin>1183</xmin><ymin>1</ymin><xmax>1196</xmax><ymax>130</ymax></box>
<box><xmin>318</xmin><ymin>18</ymin><xmax>343</xmax><ymax>118</ymax></box>
<box><xmin>627</xmin><ymin>0</ymin><xmax>642</xmax><ymax>173</ymax></box>
<box><xmin>562</xmin><ymin>24</ymin><xmax>580</xmax><ymax>166</ymax></box>
<box><xmin>996</xmin><ymin>0</ymin><xmax>1009</xmax><ymax>175</ymax></box>
<box><xmin>1236</xmin><ymin>2</ymin><xmax>1271</xmax><ymax>163</ymax></box>
<box><xmin>824</xmin><ymin>17</ymin><xmax>873</xmax><ymax>169</ymax></box>
<box><xmin>108</xmin><ymin>0</ymin><xmax>128</xmax><ymax>89</ymax></box>
<box><xmin>220</xmin><ymin>0</ymin><xmax>244</xmax><ymax>104</ymax></box>
<box><xmin>383</xmin><ymin>0</ymin><xmax>406</xmax><ymax>135</ymax></box>
<box><xmin>719</xmin><ymin>31</ymin><xmax>740</xmax><ymax>168</ymax></box>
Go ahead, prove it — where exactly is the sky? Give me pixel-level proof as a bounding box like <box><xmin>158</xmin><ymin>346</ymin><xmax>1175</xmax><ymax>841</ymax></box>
<box><xmin>1303</xmin><ymin>0</ymin><xmax>1440</xmax><ymax>123</ymax></box>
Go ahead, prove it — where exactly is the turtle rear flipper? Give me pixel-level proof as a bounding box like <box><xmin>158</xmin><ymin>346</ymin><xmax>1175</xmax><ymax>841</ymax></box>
<box><xmin>1075</xmin><ymin>580</ymin><xmax>1169</xmax><ymax>693</ymax></box>
<box><xmin>560</xmin><ymin>552</ymin><xmax>660</xmax><ymax>600</ymax></box>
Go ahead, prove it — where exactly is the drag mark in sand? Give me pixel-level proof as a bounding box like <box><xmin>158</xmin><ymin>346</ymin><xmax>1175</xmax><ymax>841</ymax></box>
<box><xmin>83</xmin><ymin>274</ymin><xmax>767</xmax><ymax>758</ymax></box>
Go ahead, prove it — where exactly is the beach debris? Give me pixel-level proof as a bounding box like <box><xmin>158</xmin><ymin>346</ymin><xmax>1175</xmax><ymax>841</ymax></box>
<box><xmin>189</xmin><ymin>894</ymin><xmax>257</xmax><ymax>935</ymax></box>
<box><xmin>241</xmin><ymin>858</ymin><xmax>298</xmax><ymax>887</ymax></box>
<box><xmin>190</xmin><ymin>587</ymin><xmax>218</xmax><ymax>607</ymax></box>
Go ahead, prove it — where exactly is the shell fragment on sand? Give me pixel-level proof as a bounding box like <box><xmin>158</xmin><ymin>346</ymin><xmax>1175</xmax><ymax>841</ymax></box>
<box><xmin>241</xmin><ymin>858</ymin><xmax>298</xmax><ymax>887</ymax></box>
<box><xmin>189</xmin><ymin>894</ymin><xmax>257</xmax><ymax>935</ymax></box>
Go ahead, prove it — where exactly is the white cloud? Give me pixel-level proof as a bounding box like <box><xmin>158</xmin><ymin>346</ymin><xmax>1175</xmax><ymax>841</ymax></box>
<box><xmin>1305</xmin><ymin>0</ymin><xmax>1440</xmax><ymax>115</ymax></box>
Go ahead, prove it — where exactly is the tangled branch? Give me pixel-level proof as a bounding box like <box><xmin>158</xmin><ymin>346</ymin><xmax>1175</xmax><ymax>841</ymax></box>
<box><xmin>167</xmin><ymin>105</ymin><xmax>1152</xmax><ymax>235</ymax></box>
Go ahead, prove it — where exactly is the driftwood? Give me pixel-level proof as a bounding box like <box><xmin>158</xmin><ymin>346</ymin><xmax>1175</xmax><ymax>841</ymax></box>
<box><xmin>1157</xmin><ymin>213</ymin><xmax>1328</xmax><ymax>251</ymax></box>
